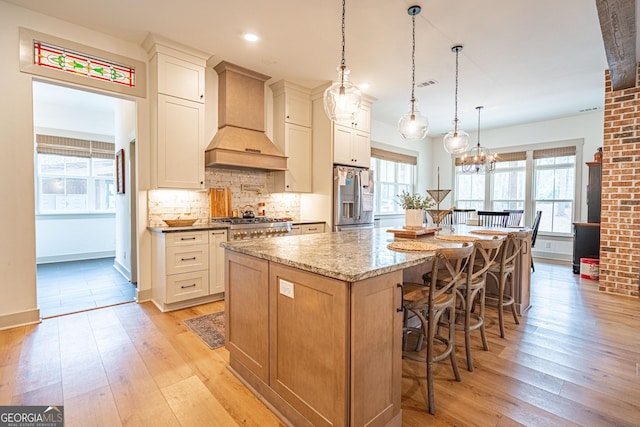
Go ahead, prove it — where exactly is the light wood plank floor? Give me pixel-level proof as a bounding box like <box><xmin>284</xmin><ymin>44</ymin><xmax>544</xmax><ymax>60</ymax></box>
<box><xmin>1</xmin><ymin>261</ymin><xmax>639</xmax><ymax>426</ymax></box>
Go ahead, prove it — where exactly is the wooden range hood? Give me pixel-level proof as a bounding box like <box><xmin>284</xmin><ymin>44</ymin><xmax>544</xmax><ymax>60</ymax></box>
<box><xmin>205</xmin><ymin>61</ymin><xmax>287</xmax><ymax>171</ymax></box>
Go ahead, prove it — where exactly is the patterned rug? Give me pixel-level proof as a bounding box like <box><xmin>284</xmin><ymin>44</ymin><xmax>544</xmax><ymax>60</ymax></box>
<box><xmin>183</xmin><ymin>311</ymin><xmax>225</xmax><ymax>349</ymax></box>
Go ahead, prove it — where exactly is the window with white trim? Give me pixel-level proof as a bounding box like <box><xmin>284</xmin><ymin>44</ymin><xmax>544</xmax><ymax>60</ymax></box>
<box><xmin>532</xmin><ymin>146</ymin><xmax>576</xmax><ymax>234</ymax></box>
<box><xmin>454</xmin><ymin>143</ymin><xmax>579</xmax><ymax>235</ymax></box>
<box><xmin>371</xmin><ymin>148</ymin><xmax>416</xmax><ymax>215</ymax></box>
<box><xmin>35</xmin><ymin>135</ymin><xmax>116</xmax><ymax>214</ymax></box>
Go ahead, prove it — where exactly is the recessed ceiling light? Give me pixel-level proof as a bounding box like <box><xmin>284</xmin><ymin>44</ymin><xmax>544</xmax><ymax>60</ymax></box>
<box><xmin>243</xmin><ymin>33</ymin><xmax>259</xmax><ymax>42</ymax></box>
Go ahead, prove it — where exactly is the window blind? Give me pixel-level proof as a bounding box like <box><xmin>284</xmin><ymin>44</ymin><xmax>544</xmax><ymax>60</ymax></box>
<box><xmin>36</xmin><ymin>134</ymin><xmax>115</xmax><ymax>159</ymax></box>
<box><xmin>533</xmin><ymin>146</ymin><xmax>576</xmax><ymax>159</ymax></box>
<box><xmin>370</xmin><ymin>147</ymin><xmax>417</xmax><ymax>165</ymax></box>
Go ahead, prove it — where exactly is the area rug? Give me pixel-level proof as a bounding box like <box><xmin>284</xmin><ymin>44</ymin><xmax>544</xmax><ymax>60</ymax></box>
<box><xmin>183</xmin><ymin>311</ymin><xmax>225</xmax><ymax>350</ymax></box>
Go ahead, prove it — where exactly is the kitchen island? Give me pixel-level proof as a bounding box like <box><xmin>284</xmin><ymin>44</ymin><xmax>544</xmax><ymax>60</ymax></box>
<box><xmin>221</xmin><ymin>227</ymin><xmax>531</xmax><ymax>427</ymax></box>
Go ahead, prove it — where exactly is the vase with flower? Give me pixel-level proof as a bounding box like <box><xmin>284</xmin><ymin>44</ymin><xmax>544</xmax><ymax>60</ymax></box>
<box><xmin>396</xmin><ymin>190</ymin><xmax>435</xmax><ymax>229</ymax></box>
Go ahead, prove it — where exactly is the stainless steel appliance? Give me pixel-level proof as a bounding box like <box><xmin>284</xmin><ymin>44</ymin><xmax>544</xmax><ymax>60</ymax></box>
<box><xmin>211</xmin><ymin>217</ymin><xmax>293</xmax><ymax>240</ymax></box>
<box><xmin>333</xmin><ymin>165</ymin><xmax>374</xmax><ymax>231</ymax></box>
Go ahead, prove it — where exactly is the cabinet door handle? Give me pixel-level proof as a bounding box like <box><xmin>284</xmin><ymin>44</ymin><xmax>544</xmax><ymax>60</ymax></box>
<box><xmin>180</xmin><ymin>237</ymin><xmax>196</xmax><ymax>241</ymax></box>
<box><xmin>200</xmin><ymin>94</ymin><xmax>204</xmax><ymax>100</ymax></box>
<box><xmin>396</xmin><ymin>283</ymin><xmax>404</xmax><ymax>312</ymax></box>
<box><xmin>180</xmin><ymin>257</ymin><xmax>197</xmax><ymax>261</ymax></box>
<box><xmin>181</xmin><ymin>283</ymin><xmax>197</xmax><ymax>289</ymax></box>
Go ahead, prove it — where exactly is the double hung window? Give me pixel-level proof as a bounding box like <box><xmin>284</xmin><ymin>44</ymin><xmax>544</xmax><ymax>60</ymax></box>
<box><xmin>36</xmin><ymin>135</ymin><xmax>116</xmax><ymax>214</ymax></box>
<box><xmin>454</xmin><ymin>143</ymin><xmax>578</xmax><ymax>235</ymax></box>
<box><xmin>371</xmin><ymin>148</ymin><xmax>417</xmax><ymax>215</ymax></box>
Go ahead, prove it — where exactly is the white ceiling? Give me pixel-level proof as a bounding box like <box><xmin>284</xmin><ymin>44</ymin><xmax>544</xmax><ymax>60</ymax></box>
<box><xmin>11</xmin><ymin>0</ymin><xmax>632</xmax><ymax>135</ymax></box>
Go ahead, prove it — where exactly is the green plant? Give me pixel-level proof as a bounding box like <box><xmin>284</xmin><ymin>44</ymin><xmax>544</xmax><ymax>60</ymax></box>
<box><xmin>396</xmin><ymin>190</ymin><xmax>435</xmax><ymax>210</ymax></box>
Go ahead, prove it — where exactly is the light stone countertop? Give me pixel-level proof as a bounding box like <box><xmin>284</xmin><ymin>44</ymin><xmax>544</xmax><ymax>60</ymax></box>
<box><xmin>221</xmin><ymin>228</ymin><xmax>448</xmax><ymax>282</ymax></box>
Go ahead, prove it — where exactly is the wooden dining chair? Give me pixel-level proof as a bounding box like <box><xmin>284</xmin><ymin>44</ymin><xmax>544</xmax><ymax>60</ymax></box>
<box><xmin>401</xmin><ymin>244</ymin><xmax>474</xmax><ymax>414</ymax></box>
<box><xmin>477</xmin><ymin>211</ymin><xmax>510</xmax><ymax>227</ymax></box>
<box><xmin>530</xmin><ymin>210</ymin><xmax>543</xmax><ymax>271</ymax></box>
<box><xmin>453</xmin><ymin>209</ymin><xmax>476</xmax><ymax>225</ymax></box>
<box><xmin>504</xmin><ymin>209</ymin><xmax>524</xmax><ymax>227</ymax></box>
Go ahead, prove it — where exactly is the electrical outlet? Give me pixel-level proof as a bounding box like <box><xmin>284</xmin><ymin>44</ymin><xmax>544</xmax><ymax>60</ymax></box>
<box><xmin>545</xmin><ymin>242</ymin><xmax>551</xmax><ymax>249</ymax></box>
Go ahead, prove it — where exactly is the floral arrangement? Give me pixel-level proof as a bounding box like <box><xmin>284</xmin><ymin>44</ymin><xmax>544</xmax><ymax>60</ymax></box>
<box><xmin>396</xmin><ymin>190</ymin><xmax>435</xmax><ymax>210</ymax></box>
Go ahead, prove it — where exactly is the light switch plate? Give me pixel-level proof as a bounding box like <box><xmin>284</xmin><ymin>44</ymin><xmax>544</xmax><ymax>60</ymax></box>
<box><xmin>279</xmin><ymin>279</ymin><xmax>294</xmax><ymax>299</ymax></box>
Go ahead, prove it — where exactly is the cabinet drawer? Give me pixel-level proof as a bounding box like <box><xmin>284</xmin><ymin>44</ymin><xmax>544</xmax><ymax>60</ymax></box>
<box><xmin>166</xmin><ymin>244</ymin><xmax>208</xmax><ymax>275</ymax></box>
<box><xmin>166</xmin><ymin>270</ymin><xmax>208</xmax><ymax>303</ymax></box>
<box><xmin>301</xmin><ymin>223</ymin><xmax>325</xmax><ymax>234</ymax></box>
<box><xmin>166</xmin><ymin>231</ymin><xmax>208</xmax><ymax>247</ymax></box>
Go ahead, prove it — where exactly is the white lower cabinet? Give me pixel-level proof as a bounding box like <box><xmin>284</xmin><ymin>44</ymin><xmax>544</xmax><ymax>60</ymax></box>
<box><xmin>151</xmin><ymin>229</ymin><xmax>226</xmax><ymax>311</ymax></box>
<box><xmin>289</xmin><ymin>223</ymin><xmax>325</xmax><ymax>236</ymax></box>
<box><xmin>209</xmin><ymin>229</ymin><xmax>227</xmax><ymax>294</ymax></box>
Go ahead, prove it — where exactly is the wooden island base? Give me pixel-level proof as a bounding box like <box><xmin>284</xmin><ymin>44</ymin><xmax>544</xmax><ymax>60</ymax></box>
<box><xmin>224</xmin><ymin>251</ymin><xmax>403</xmax><ymax>427</ymax></box>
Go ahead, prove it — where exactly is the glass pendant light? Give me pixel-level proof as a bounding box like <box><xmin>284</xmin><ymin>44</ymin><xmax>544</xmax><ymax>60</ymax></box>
<box><xmin>398</xmin><ymin>5</ymin><xmax>429</xmax><ymax>140</ymax></box>
<box><xmin>461</xmin><ymin>106</ymin><xmax>496</xmax><ymax>174</ymax></box>
<box><xmin>443</xmin><ymin>45</ymin><xmax>470</xmax><ymax>154</ymax></box>
<box><xmin>323</xmin><ymin>0</ymin><xmax>362</xmax><ymax>122</ymax></box>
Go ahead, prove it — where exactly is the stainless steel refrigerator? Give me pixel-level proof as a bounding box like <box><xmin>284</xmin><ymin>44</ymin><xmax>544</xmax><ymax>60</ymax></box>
<box><xmin>333</xmin><ymin>165</ymin><xmax>374</xmax><ymax>231</ymax></box>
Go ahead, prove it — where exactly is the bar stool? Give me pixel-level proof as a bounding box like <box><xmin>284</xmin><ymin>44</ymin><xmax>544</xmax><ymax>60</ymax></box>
<box><xmin>402</xmin><ymin>244</ymin><xmax>474</xmax><ymax>414</ymax></box>
<box><xmin>455</xmin><ymin>237</ymin><xmax>503</xmax><ymax>371</ymax></box>
<box><xmin>485</xmin><ymin>231</ymin><xmax>528</xmax><ymax>338</ymax></box>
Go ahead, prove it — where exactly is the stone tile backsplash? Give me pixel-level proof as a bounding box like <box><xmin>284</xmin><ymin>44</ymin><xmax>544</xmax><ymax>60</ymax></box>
<box><xmin>148</xmin><ymin>167</ymin><xmax>301</xmax><ymax>227</ymax></box>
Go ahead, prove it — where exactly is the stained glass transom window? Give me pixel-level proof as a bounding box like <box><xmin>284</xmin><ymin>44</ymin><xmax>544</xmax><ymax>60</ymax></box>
<box><xmin>34</xmin><ymin>40</ymin><xmax>135</xmax><ymax>87</ymax></box>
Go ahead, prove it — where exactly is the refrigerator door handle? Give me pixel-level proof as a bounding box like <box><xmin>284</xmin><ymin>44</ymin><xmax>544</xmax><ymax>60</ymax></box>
<box><xmin>354</xmin><ymin>171</ymin><xmax>361</xmax><ymax>220</ymax></box>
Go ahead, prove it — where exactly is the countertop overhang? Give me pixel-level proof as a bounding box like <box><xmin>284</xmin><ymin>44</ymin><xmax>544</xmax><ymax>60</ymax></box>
<box><xmin>222</xmin><ymin>228</ymin><xmax>439</xmax><ymax>282</ymax></box>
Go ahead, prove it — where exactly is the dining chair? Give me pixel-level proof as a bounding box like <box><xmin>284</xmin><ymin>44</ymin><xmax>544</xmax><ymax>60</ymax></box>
<box><xmin>477</xmin><ymin>211</ymin><xmax>510</xmax><ymax>227</ymax></box>
<box><xmin>504</xmin><ymin>209</ymin><xmax>524</xmax><ymax>227</ymax></box>
<box><xmin>456</xmin><ymin>237</ymin><xmax>503</xmax><ymax>371</ymax></box>
<box><xmin>402</xmin><ymin>243</ymin><xmax>474</xmax><ymax>414</ymax></box>
<box><xmin>530</xmin><ymin>210</ymin><xmax>543</xmax><ymax>271</ymax></box>
<box><xmin>485</xmin><ymin>230</ymin><xmax>529</xmax><ymax>338</ymax></box>
<box><xmin>453</xmin><ymin>209</ymin><xmax>476</xmax><ymax>225</ymax></box>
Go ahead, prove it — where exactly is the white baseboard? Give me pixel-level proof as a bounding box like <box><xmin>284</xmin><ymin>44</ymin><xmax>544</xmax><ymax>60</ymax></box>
<box><xmin>36</xmin><ymin>251</ymin><xmax>116</xmax><ymax>264</ymax></box>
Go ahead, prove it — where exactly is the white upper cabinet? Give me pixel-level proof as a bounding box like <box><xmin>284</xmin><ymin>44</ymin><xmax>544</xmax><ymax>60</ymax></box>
<box><xmin>335</xmin><ymin>102</ymin><xmax>371</xmax><ymax>133</ymax></box>
<box><xmin>157</xmin><ymin>54</ymin><xmax>205</xmax><ymax>103</ymax></box>
<box><xmin>270</xmin><ymin>80</ymin><xmax>313</xmax><ymax>192</ymax></box>
<box><xmin>145</xmin><ymin>36</ymin><xmax>209</xmax><ymax>189</ymax></box>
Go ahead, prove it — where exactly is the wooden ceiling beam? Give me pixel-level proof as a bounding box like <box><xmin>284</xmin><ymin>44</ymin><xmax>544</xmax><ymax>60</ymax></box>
<box><xmin>596</xmin><ymin>0</ymin><xmax>637</xmax><ymax>90</ymax></box>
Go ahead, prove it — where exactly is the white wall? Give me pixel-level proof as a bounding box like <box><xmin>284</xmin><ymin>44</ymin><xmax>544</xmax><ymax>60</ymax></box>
<box><xmin>0</xmin><ymin>1</ymin><xmax>148</xmax><ymax>329</ymax></box>
<box><xmin>35</xmin><ymin>215</ymin><xmax>116</xmax><ymax>262</ymax></box>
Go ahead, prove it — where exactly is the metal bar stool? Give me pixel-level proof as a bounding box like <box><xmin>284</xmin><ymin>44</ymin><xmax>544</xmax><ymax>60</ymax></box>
<box><xmin>401</xmin><ymin>244</ymin><xmax>474</xmax><ymax>414</ymax></box>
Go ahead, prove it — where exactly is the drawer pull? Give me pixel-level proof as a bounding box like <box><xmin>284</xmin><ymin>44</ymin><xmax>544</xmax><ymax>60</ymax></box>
<box><xmin>180</xmin><ymin>237</ymin><xmax>197</xmax><ymax>241</ymax></box>
<box><xmin>181</xmin><ymin>283</ymin><xmax>197</xmax><ymax>289</ymax></box>
<box><xmin>180</xmin><ymin>257</ymin><xmax>197</xmax><ymax>261</ymax></box>
<box><xmin>308</xmin><ymin>227</ymin><xmax>317</xmax><ymax>231</ymax></box>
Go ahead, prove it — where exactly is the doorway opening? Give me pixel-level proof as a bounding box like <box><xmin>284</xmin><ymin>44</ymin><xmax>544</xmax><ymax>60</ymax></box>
<box><xmin>32</xmin><ymin>80</ymin><xmax>137</xmax><ymax>318</ymax></box>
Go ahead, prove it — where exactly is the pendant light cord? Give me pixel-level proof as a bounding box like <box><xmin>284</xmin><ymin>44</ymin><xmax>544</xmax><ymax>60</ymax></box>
<box><xmin>341</xmin><ymin>0</ymin><xmax>346</xmax><ymax>68</ymax></box>
<box><xmin>476</xmin><ymin>106</ymin><xmax>481</xmax><ymax>150</ymax></box>
<box><xmin>410</xmin><ymin>12</ymin><xmax>416</xmax><ymax>103</ymax></box>
<box><xmin>453</xmin><ymin>47</ymin><xmax>460</xmax><ymax>132</ymax></box>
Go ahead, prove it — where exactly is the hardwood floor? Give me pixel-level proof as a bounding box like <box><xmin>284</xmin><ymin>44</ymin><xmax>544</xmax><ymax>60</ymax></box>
<box><xmin>2</xmin><ymin>261</ymin><xmax>639</xmax><ymax>426</ymax></box>
<box><xmin>37</xmin><ymin>258</ymin><xmax>136</xmax><ymax>318</ymax></box>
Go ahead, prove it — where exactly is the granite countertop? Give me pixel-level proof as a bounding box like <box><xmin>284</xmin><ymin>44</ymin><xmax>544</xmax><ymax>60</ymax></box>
<box><xmin>147</xmin><ymin>223</ymin><xmax>229</xmax><ymax>233</ymax></box>
<box><xmin>221</xmin><ymin>228</ymin><xmax>444</xmax><ymax>282</ymax></box>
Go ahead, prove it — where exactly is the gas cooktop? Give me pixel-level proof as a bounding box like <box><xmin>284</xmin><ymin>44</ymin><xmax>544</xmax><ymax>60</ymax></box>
<box><xmin>211</xmin><ymin>217</ymin><xmax>289</xmax><ymax>225</ymax></box>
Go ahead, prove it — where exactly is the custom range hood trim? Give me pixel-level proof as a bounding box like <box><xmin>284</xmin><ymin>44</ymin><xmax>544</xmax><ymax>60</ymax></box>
<box><xmin>205</xmin><ymin>61</ymin><xmax>287</xmax><ymax>171</ymax></box>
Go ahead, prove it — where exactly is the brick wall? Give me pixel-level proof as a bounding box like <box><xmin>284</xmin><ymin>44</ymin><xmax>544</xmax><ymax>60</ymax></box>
<box><xmin>599</xmin><ymin>66</ymin><xmax>640</xmax><ymax>297</ymax></box>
